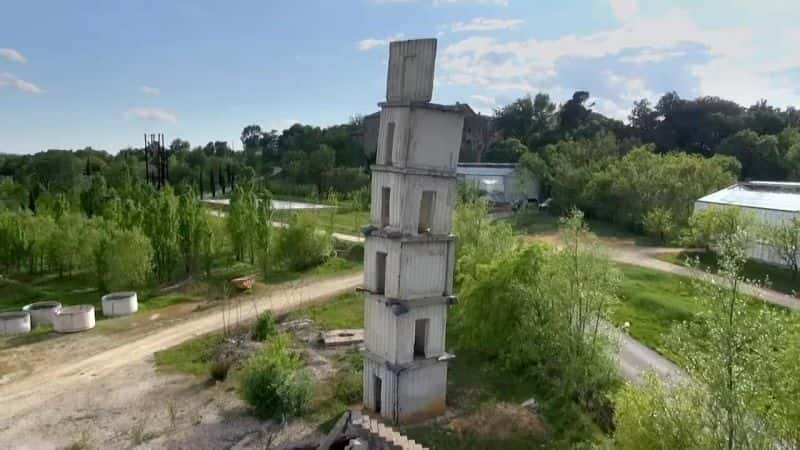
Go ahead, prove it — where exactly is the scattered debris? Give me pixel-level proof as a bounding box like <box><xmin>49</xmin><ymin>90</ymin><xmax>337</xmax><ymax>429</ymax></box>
<box><xmin>450</xmin><ymin>402</ymin><xmax>546</xmax><ymax>440</ymax></box>
<box><xmin>280</xmin><ymin>318</ymin><xmax>314</xmax><ymax>331</ymax></box>
<box><xmin>230</xmin><ymin>275</ymin><xmax>257</xmax><ymax>291</ymax></box>
<box><xmin>521</xmin><ymin>397</ymin><xmax>541</xmax><ymax>414</ymax></box>
<box><xmin>321</xmin><ymin>329</ymin><xmax>364</xmax><ymax>347</ymax></box>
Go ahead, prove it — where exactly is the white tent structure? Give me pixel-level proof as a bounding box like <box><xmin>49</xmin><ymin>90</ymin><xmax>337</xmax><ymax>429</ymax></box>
<box><xmin>695</xmin><ymin>181</ymin><xmax>800</xmax><ymax>266</ymax></box>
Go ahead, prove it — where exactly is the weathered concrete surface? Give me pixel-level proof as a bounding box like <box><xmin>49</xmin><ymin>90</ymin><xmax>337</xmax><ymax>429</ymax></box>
<box><xmin>322</xmin><ymin>329</ymin><xmax>364</xmax><ymax>347</ymax></box>
<box><xmin>386</xmin><ymin>39</ymin><xmax>436</xmax><ymax>103</ymax></box>
<box><xmin>52</xmin><ymin>305</ymin><xmax>96</xmax><ymax>333</ymax></box>
<box><xmin>22</xmin><ymin>301</ymin><xmax>61</xmax><ymax>327</ymax></box>
<box><xmin>101</xmin><ymin>292</ymin><xmax>138</xmax><ymax>317</ymax></box>
<box><xmin>0</xmin><ymin>311</ymin><xmax>31</xmax><ymax>336</ymax></box>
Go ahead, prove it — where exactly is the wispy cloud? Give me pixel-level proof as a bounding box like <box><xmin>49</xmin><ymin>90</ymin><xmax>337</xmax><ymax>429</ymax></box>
<box><xmin>0</xmin><ymin>72</ymin><xmax>43</xmax><ymax>94</ymax></box>
<box><xmin>608</xmin><ymin>0</ymin><xmax>638</xmax><ymax>22</ymax></box>
<box><xmin>0</xmin><ymin>48</ymin><xmax>27</xmax><ymax>63</ymax></box>
<box><xmin>451</xmin><ymin>18</ymin><xmax>523</xmax><ymax>32</ymax></box>
<box><xmin>140</xmin><ymin>85</ymin><xmax>160</xmax><ymax>95</ymax></box>
<box><xmin>126</xmin><ymin>107</ymin><xmax>177</xmax><ymax>124</ymax></box>
<box><xmin>357</xmin><ymin>33</ymin><xmax>405</xmax><ymax>51</ymax></box>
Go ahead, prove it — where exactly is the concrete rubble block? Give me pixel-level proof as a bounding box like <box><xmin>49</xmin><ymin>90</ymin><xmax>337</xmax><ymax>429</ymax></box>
<box><xmin>22</xmin><ymin>301</ymin><xmax>62</xmax><ymax>327</ymax></box>
<box><xmin>101</xmin><ymin>291</ymin><xmax>138</xmax><ymax>317</ymax></box>
<box><xmin>54</xmin><ymin>305</ymin><xmax>96</xmax><ymax>333</ymax></box>
<box><xmin>386</xmin><ymin>39</ymin><xmax>436</xmax><ymax>103</ymax></box>
<box><xmin>321</xmin><ymin>329</ymin><xmax>365</xmax><ymax>347</ymax></box>
<box><xmin>0</xmin><ymin>311</ymin><xmax>31</xmax><ymax>336</ymax></box>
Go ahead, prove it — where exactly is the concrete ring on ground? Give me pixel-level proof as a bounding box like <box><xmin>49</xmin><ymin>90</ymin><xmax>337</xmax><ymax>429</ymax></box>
<box><xmin>22</xmin><ymin>301</ymin><xmax>62</xmax><ymax>327</ymax></box>
<box><xmin>0</xmin><ymin>311</ymin><xmax>31</xmax><ymax>336</ymax></box>
<box><xmin>101</xmin><ymin>292</ymin><xmax>138</xmax><ymax>317</ymax></box>
<box><xmin>53</xmin><ymin>305</ymin><xmax>96</xmax><ymax>333</ymax></box>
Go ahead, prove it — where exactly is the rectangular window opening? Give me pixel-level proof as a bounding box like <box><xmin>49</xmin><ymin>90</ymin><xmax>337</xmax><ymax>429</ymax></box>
<box><xmin>374</xmin><ymin>375</ymin><xmax>383</xmax><ymax>414</ymax></box>
<box><xmin>375</xmin><ymin>251</ymin><xmax>387</xmax><ymax>295</ymax></box>
<box><xmin>383</xmin><ymin>122</ymin><xmax>395</xmax><ymax>166</ymax></box>
<box><xmin>418</xmin><ymin>190</ymin><xmax>436</xmax><ymax>234</ymax></box>
<box><xmin>414</xmin><ymin>318</ymin><xmax>429</xmax><ymax>358</ymax></box>
<box><xmin>381</xmin><ymin>187</ymin><xmax>391</xmax><ymax>228</ymax></box>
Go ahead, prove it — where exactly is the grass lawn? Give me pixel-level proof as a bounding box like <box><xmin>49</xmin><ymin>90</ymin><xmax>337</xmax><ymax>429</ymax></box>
<box><xmin>656</xmin><ymin>250</ymin><xmax>800</xmax><ymax>296</ymax></box>
<box><xmin>506</xmin><ymin>209</ymin><xmax>658</xmax><ymax>246</ymax></box>
<box><xmin>611</xmin><ymin>263</ymin><xmax>701</xmax><ymax>361</ymax></box>
<box><xmin>0</xmin><ymin>272</ymin><xmax>198</xmax><ymax>315</ymax></box>
<box><xmin>285</xmin><ymin>291</ymin><xmax>363</xmax><ymax>330</ymax></box>
<box><xmin>154</xmin><ymin>332</ymin><xmax>225</xmax><ymax>377</ymax></box>
<box><xmin>610</xmin><ymin>262</ymin><xmax>799</xmax><ymax>364</ymax></box>
<box><xmin>272</xmin><ymin>208</ymin><xmax>369</xmax><ymax>236</ymax></box>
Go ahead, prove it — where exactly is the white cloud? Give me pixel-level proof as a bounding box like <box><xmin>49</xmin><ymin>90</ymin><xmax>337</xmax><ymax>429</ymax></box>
<box><xmin>608</xmin><ymin>0</ymin><xmax>638</xmax><ymax>22</ymax></box>
<box><xmin>0</xmin><ymin>48</ymin><xmax>26</xmax><ymax>63</ymax></box>
<box><xmin>469</xmin><ymin>94</ymin><xmax>497</xmax><ymax>114</ymax></box>
<box><xmin>0</xmin><ymin>72</ymin><xmax>42</xmax><ymax>94</ymax></box>
<box><xmin>439</xmin><ymin>10</ymin><xmax>756</xmax><ymax>100</ymax></box>
<box><xmin>357</xmin><ymin>33</ymin><xmax>405</xmax><ymax>51</ymax></box>
<box><xmin>140</xmin><ymin>85</ymin><xmax>160</xmax><ymax>95</ymax></box>
<box><xmin>451</xmin><ymin>18</ymin><xmax>523</xmax><ymax>32</ymax></box>
<box><xmin>126</xmin><ymin>107</ymin><xmax>177</xmax><ymax>124</ymax></box>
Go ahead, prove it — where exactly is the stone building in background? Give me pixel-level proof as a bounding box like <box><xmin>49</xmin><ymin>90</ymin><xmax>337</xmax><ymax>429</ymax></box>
<box><xmin>355</xmin><ymin>103</ymin><xmax>497</xmax><ymax>163</ymax></box>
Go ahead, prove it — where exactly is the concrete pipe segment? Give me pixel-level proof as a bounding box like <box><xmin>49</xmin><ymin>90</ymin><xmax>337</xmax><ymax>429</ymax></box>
<box><xmin>101</xmin><ymin>292</ymin><xmax>138</xmax><ymax>317</ymax></box>
<box><xmin>0</xmin><ymin>311</ymin><xmax>31</xmax><ymax>336</ymax></box>
<box><xmin>22</xmin><ymin>301</ymin><xmax>62</xmax><ymax>327</ymax></box>
<box><xmin>53</xmin><ymin>305</ymin><xmax>96</xmax><ymax>333</ymax></box>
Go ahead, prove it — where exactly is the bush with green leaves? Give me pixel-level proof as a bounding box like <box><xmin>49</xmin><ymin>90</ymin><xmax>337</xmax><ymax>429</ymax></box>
<box><xmin>252</xmin><ymin>311</ymin><xmax>277</xmax><ymax>342</ymax></box>
<box><xmin>275</xmin><ymin>212</ymin><xmax>333</xmax><ymax>271</ymax></box>
<box><xmin>95</xmin><ymin>225</ymin><xmax>153</xmax><ymax>291</ymax></box>
<box><xmin>611</xmin><ymin>374</ymin><xmax>712</xmax><ymax>450</ymax></box>
<box><xmin>641</xmin><ymin>207</ymin><xmax>675</xmax><ymax>243</ymax></box>
<box><xmin>682</xmin><ymin>205</ymin><xmax>758</xmax><ymax>249</ymax></box>
<box><xmin>239</xmin><ymin>334</ymin><xmax>312</xmax><ymax>419</ymax></box>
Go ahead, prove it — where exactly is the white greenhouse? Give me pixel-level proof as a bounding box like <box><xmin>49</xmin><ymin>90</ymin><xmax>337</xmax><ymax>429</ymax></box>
<box><xmin>695</xmin><ymin>181</ymin><xmax>800</xmax><ymax>267</ymax></box>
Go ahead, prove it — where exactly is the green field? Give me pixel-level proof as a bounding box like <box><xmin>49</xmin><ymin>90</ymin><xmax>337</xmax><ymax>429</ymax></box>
<box><xmin>506</xmin><ymin>209</ymin><xmax>656</xmax><ymax>245</ymax></box>
<box><xmin>657</xmin><ymin>250</ymin><xmax>799</xmax><ymax>296</ymax></box>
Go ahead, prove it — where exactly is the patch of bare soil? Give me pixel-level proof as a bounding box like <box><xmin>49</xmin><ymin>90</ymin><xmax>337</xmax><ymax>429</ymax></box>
<box><xmin>449</xmin><ymin>402</ymin><xmax>546</xmax><ymax>440</ymax></box>
<box><xmin>0</xmin><ymin>273</ymin><xmax>362</xmax><ymax>449</ymax></box>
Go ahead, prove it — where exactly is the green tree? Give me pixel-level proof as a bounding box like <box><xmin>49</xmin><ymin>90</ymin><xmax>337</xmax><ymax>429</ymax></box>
<box><xmin>143</xmin><ymin>188</ymin><xmax>180</xmax><ymax>281</ymax></box>
<box><xmin>482</xmin><ymin>138</ymin><xmax>528</xmax><ymax>163</ymax></box>
<box><xmin>254</xmin><ymin>189</ymin><xmax>274</xmax><ymax>278</ymax></box>
<box><xmin>95</xmin><ymin>225</ymin><xmax>153</xmax><ymax>291</ymax></box>
<box><xmin>611</xmin><ymin>374</ymin><xmax>713</xmax><ymax>450</ymax></box>
<box><xmin>641</xmin><ymin>207</ymin><xmax>675</xmax><ymax>243</ymax></box>
<box><xmin>670</xmin><ymin>230</ymin><xmax>785</xmax><ymax>449</ymax></box>
<box><xmin>177</xmin><ymin>188</ymin><xmax>205</xmax><ymax>274</ymax></box>
<box><xmin>763</xmin><ymin>216</ymin><xmax>800</xmax><ymax>279</ymax></box>
<box><xmin>683</xmin><ymin>205</ymin><xmax>758</xmax><ymax>250</ymax></box>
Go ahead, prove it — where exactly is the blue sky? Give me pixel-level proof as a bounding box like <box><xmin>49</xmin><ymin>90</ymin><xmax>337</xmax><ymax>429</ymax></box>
<box><xmin>1</xmin><ymin>0</ymin><xmax>799</xmax><ymax>154</ymax></box>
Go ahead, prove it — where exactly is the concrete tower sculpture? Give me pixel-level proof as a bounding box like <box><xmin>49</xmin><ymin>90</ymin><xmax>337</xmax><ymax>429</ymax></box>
<box><xmin>362</xmin><ymin>38</ymin><xmax>463</xmax><ymax>423</ymax></box>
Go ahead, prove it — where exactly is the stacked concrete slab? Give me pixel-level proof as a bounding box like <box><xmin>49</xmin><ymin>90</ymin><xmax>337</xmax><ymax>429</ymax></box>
<box><xmin>362</xmin><ymin>38</ymin><xmax>462</xmax><ymax>424</ymax></box>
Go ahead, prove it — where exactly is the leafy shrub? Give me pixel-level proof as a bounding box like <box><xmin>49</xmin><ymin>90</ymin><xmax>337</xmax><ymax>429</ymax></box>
<box><xmin>275</xmin><ymin>213</ymin><xmax>333</xmax><ymax>271</ymax></box>
<box><xmin>252</xmin><ymin>311</ymin><xmax>277</xmax><ymax>342</ymax></box>
<box><xmin>239</xmin><ymin>334</ymin><xmax>312</xmax><ymax>418</ymax></box>
<box><xmin>642</xmin><ymin>207</ymin><xmax>675</xmax><ymax>243</ymax></box>
<box><xmin>209</xmin><ymin>357</ymin><xmax>232</xmax><ymax>381</ymax></box>
<box><xmin>332</xmin><ymin>369</ymin><xmax>362</xmax><ymax>405</ymax></box>
<box><xmin>95</xmin><ymin>225</ymin><xmax>153</xmax><ymax>291</ymax></box>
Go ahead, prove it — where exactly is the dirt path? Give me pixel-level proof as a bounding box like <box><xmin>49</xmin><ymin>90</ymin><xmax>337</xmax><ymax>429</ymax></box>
<box><xmin>0</xmin><ymin>273</ymin><xmax>361</xmax><ymax>449</ymax></box>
